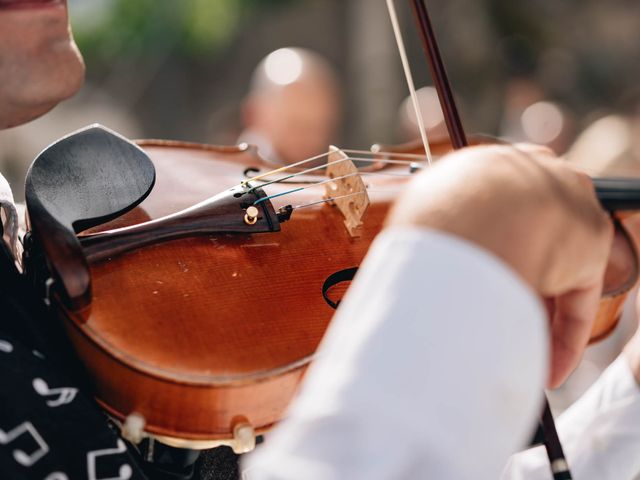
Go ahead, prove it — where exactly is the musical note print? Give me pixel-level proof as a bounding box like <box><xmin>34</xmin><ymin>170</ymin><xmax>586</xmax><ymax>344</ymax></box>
<box><xmin>0</xmin><ymin>339</ymin><xmax>13</xmax><ymax>353</ymax></box>
<box><xmin>0</xmin><ymin>421</ymin><xmax>49</xmax><ymax>467</ymax></box>
<box><xmin>87</xmin><ymin>439</ymin><xmax>133</xmax><ymax>480</ymax></box>
<box><xmin>44</xmin><ymin>472</ymin><xmax>69</xmax><ymax>480</ymax></box>
<box><xmin>32</xmin><ymin>378</ymin><xmax>78</xmax><ymax>408</ymax></box>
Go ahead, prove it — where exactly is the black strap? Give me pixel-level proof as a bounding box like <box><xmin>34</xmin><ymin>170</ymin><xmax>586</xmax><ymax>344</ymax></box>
<box><xmin>321</xmin><ymin>268</ymin><xmax>358</xmax><ymax>309</ymax></box>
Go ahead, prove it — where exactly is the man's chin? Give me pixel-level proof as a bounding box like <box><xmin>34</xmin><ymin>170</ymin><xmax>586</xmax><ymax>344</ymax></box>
<box><xmin>0</xmin><ymin>102</ymin><xmax>58</xmax><ymax>129</ymax></box>
<box><xmin>1</xmin><ymin>76</ymin><xmax>84</xmax><ymax>130</ymax></box>
<box><xmin>0</xmin><ymin>39</ymin><xmax>85</xmax><ymax>129</ymax></box>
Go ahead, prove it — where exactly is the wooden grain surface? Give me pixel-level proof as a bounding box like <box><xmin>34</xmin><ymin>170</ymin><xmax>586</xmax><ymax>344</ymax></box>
<box><xmin>61</xmin><ymin>141</ymin><xmax>405</xmax><ymax>439</ymax></box>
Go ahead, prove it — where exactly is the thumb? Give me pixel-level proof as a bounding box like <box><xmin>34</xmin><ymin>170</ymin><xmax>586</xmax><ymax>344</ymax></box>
<box><xmin>547</xmin><ymin>279</ymin><xmax>603</xmax><ymax>388</ymax></box>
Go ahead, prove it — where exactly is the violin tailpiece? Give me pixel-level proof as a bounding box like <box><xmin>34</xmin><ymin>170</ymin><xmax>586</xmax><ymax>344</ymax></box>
<box><xmin>325</xmin><ymin>146</ymin><xmax>370</xmax><ymax>237</ymax></box>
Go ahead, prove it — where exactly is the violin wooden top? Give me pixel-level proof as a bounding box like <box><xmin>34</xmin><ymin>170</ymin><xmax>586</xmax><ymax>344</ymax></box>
<box><xmin>74</xmin><ymin>142</ymin><xmax>404</xmax><ymax>383</ymax></box>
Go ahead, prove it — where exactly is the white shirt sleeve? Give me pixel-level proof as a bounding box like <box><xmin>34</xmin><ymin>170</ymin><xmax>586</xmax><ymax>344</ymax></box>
<box><xmin>502</xmin><ymin>355</ymin><xmax>640</xmax><ymax>480</ymax></box>
<box><xmin>242</xmin><ymin>228</ymin><xmax>548</xmax><ymax>480</ymax></box>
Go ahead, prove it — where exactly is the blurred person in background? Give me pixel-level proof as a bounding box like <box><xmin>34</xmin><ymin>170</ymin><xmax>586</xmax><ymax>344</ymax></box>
<box><xmin>238</xmin><ymin>47</ymin><xmax>341</xmax><ymax>166</ymax></box>
<box><xmin>566</xmin><ymin>112</ymin><xmax>640</xmax><ymax>177</ymax></box>
<box><xmin>396</xmin><ymin>86</ymin><xmax>447</xmax><ymax>143</ymax></box>
<box><xmin>499</xmin><ymin>77</ymin><xmax>574</xmax><ymax>155</ymax></box>
<box><xmin>395</xmin><ymin>81</ymin><xmax>573</xmax><ymax>156</ymax></box>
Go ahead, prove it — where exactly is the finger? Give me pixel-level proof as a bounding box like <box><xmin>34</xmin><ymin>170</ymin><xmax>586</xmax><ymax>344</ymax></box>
<box><xmin>547</xmin><ymin>280</ymin><xmax>603</xmax><ymax>388</ymax></box>
<box><xmin>512</xmin><ymin>143</ymin><xmax>556</xmax><ymax>159</ymax></box>
<box><xmin>509</xmin><ymin>144</ymin><xmax>598</xmax><ymax>198</ymax></box>
<box><xmin>543</xmin><ymin>297</ymin><xmax>555</xmax><ymax>319</ymax></box>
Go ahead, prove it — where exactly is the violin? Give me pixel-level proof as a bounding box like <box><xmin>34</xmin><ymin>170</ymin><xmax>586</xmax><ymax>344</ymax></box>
<box><xmin>24</xmin><ymin>127</ymin><xmax>423</xmax><ymax>451</ymax></box>
<box><xmin>16</xmin><ymin>125</ymin><xmax>540</xmax><ymax>447</ymax></box>
<box><xmin>24</xmin><ymin>127</ymin><xmax>640</xmax><ymax>457</ymax></box>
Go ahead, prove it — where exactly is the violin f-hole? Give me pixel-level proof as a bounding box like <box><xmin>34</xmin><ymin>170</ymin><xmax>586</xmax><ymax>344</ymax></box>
<box><xmin>322</xmin><ymin>268</ymin><xmax>359</xmax><ymax>309</ymax></box>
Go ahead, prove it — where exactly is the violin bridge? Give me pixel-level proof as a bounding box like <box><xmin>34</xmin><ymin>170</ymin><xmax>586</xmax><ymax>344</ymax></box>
<box><xmin>325</xmin><ymin>146</ymin><xmax>370</xmax><ymax>237</ymax></box>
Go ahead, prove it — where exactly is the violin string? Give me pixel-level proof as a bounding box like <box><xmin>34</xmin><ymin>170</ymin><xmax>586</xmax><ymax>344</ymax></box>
<box><xmin>346</xmin><ymin>155</ymin><xmax>424</xmax><ymax>166</ymax></box>
<box><xmin>252</xmin><ymin>168</ymin><xmax>415</xmax><ymax>187</ymax></box>
<box><xmin>253</xmin><ymin>169</ymin><xmax>415</xmax><ymax>206</ymax></box>
<box><xmin>294</xmin><ymin>188</ymin><xmax>407</xmax><ymax>210</ymax></box>
<box><xmin>342</xmin><ymin>148</ymin><xmax>428</xmax><ymax>160</ymax></box>
<box><xmin>244</xmin><ymin>148</ymin><xmax>431</xmax><ymax>186</ymax></box>
<box><xmin>248</xmin><ymin>154</ymin><xmax>422</xmax><ymax>192</ymax></box>
<box><xmin>247</xmin><ymin>156</ymin><xmax>352</xmax><ymax>192</ymax></box>
<box><xmin>292</xmin><ymin>191</ymin><xmax>368</xmax><ymax>210</ymax></box>
<box><xmin>360</xmin><ymin>170</ymin><xmax>417</xmax><ymax>177</ymax></box>
<box><xmin>253</xmin><ymin>172</ymin><xmax>360</xmax><ymax>206</ymax></box>
<box><xmin>292</xmin><ymin>189</ymin><xmax>406</xmax><ymax>211</ymax></box>
<box><xmin>365</xmin><ymin>189</ymin><xmax>405</xmax><ymax>194</ymax></box>
<box><xmin>243</xmin><ymin>150</ymin><xmax>333</xmax><ymax>185</ymax></box>
<box><xmin>253</xmin><ymin>187</ymin><xmax>304</xmax><ymax>206</ymax></box>
<box><xmin>386</xmin><ymin>0</ymin><xmax>433</xmax><ymax>165</ymax></box>
<box><xmin>252</xmin><ymin>161</ymin><xmax>420</xmax><ymax>205</ymax></box>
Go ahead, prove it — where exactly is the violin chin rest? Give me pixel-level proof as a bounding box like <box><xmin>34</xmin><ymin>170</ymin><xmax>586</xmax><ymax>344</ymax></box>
<box><xmin>24</xmin><ymin>124</ymin><xmax>156</xmax><ymax>310</ymax></box>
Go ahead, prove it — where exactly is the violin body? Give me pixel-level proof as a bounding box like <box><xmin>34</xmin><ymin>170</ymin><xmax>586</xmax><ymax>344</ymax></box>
<box><xmin>27</xmin><ymin>129</ymin><xmax>640</xmax><ymax>450</ymax></box>
<box><xmin>52</xmin><ymin>139</ymin><xmax>405</xmax><ymax>446</ymax></box>
<box><xmin>593</xmin><ymin>216</ymin><xmax>639</xmax><ymax>341</ymax></box>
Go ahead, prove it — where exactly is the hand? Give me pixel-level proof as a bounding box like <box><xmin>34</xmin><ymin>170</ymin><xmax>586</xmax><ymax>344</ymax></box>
<box><xmin>386</xmin><ymin>144</ymin><xmax>613</xmax><ymax>387</ymax></box>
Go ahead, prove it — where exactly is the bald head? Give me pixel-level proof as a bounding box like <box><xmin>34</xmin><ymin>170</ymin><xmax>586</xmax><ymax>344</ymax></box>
<box><xmin>250</xmin><ymin>48</ymin><xmax>337</xmax><ymax>95</ymax></box>
<box><xmin>243</xmin><ymin>48</ymin><xmax>341</xmax><ymax>165</ymax></box>
<box><xmin>397</xmin><ymin>86</ymin><xmax>447</xmax><ymax>142</ymax></box>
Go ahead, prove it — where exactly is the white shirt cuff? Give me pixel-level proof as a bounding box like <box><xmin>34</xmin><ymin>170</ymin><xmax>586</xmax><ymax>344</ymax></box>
<box><xmin>244</xmin><ymin>227</ymin><xmax>548</xmax><ymax>480</ymax></box>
